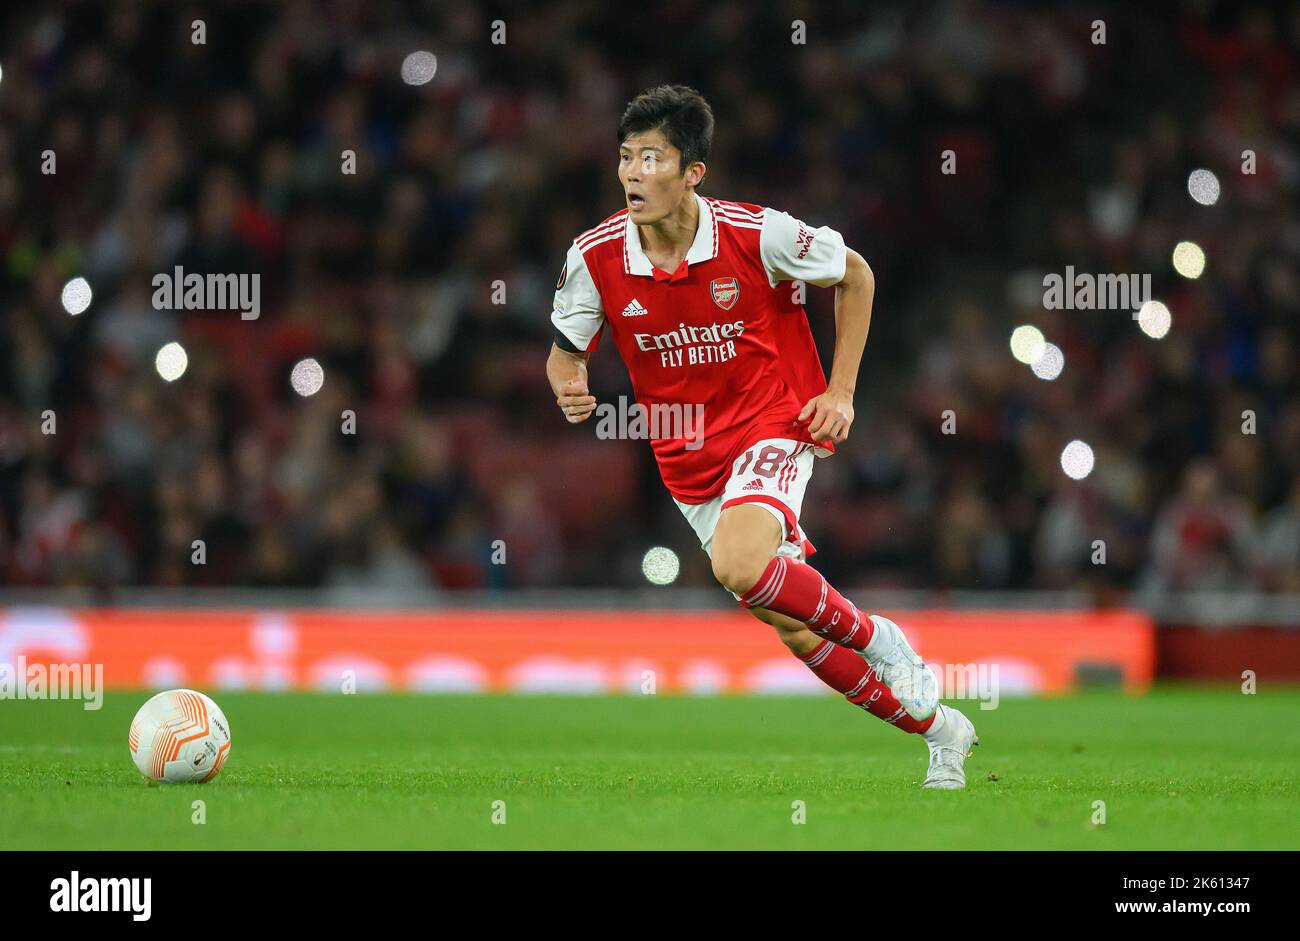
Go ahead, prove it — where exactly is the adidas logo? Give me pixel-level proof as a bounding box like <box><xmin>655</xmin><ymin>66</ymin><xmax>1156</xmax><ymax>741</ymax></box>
<box><xmin>622</xmin><ymin>298</ymin><xmax>648</xmax><ymax>317</ymax></box>
<box><xmin>742</xmin><ymin>478</ymin><xmax>764</xmax><ymax>492</ymax></box>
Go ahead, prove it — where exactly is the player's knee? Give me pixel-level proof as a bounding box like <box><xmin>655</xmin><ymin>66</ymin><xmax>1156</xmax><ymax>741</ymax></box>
<box><xmin>711</xmin><ymin>547</ymin><xmax>772</xmax><ymax>595</ymax></box>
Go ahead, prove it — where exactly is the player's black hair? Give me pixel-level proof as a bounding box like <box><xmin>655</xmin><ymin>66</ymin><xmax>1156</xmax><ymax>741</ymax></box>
<box><xmin>618</xmin><ymin>85</ymin><xmax>713</xmax><ymax>179</ymax></box>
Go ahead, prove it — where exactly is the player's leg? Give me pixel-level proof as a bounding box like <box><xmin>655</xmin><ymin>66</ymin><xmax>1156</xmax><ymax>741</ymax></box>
<box><xmin>677</xmin><ymin>440</ymin><xmax>977</xmax><ymax>784</ymax></box>
<box><xmin>711</xmin><ymin>440</ymin><xmax>980</xmax><ymax>759</ymax></box>
<box><xmin>733</xmin><ymin>549</ymin><xmax>941</xmax><ymax>723</ymax></box>
<box><xmin>719</xmin><ymin>505</ymin><xmax>979</xmax><ymax>784</ymax></box>
<box><xmin>711</xmin><ymin>501</ymin><xmax>939</xmax><ymax>734</ymax></box>
<box><xmin>744</xmin><ymin>597</ymin><xmax>937</xmax><ymax>733</ymax></box>
<box><xmin>711</xmin><ymin>437</ymin><xmax>942</xmax><ymax>722</ymax></box>
<box><xmin>749</xmin><ymin>605</ymin><xmax>820</xmax><ymax>657</ymax></box>
<box><xmin>712</xmin><ymin>502</ymin><xmax>875</xmax><ymax>652</ymax></box>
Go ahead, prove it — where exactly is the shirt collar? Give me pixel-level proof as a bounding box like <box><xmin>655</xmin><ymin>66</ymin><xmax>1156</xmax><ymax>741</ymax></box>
<box><xmin>624</xmin><ymin>192</ymin><xmax>717</xmax><ymax>279</ymax></box>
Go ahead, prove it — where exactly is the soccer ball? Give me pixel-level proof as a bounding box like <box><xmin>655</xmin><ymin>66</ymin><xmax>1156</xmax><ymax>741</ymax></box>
<box><xmin>129</xmin><ymin>688</ymin><xmax>232</xmax><ymax>783</ymax></box>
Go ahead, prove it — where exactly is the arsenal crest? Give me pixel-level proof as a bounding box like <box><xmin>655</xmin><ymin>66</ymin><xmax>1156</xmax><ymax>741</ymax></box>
<box><xmin>710</xmin><ymin>277</ymin><xmax>739</xmax><ymax>310</ymax></box>
<box><xmin>556</xmin><ymin>262</ymin><xmax>568</xmax><ymax>290</ymax></box>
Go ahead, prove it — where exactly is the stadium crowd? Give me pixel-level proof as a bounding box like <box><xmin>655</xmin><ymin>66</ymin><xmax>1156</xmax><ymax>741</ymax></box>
<box><xmin>1</xmin><ymin>0</ymin><xmax>1297</xmax><ymax>596</ymax></box>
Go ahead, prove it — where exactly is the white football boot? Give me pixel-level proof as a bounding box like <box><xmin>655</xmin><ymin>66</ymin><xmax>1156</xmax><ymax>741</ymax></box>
<box><xmin>859</xmin><ymin>614</ymin><xmax>939</xmax><ymax>722</ymax></box>
<box><xmin>921</xmin><ymin>704</ymin><xmax>979</xmax><ymax>789</ymax></box>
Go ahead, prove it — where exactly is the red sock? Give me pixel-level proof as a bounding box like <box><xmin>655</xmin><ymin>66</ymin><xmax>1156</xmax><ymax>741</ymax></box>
<box><xmin>739</xmin><ymin>556</ymin><xmax>874</xmax><ymax>651</ymax></box>
<box><xmin>799</xmin><ymin>639</ymin><xmax>935</xmax><ymax>734</ymax></box>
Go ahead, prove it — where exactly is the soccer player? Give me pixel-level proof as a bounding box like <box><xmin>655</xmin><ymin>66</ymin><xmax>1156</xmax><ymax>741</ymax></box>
<box><xmin>547</xmin><ymin>85</ymin><xmax>978</xmax><ymax>788</ymax></box>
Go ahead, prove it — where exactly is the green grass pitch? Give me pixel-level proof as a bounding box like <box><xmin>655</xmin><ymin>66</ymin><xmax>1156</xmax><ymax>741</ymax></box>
<box><xmin>2</xmin><ymin>688</ymin><xmax>1297</xmax><ymax>850</ymax></box>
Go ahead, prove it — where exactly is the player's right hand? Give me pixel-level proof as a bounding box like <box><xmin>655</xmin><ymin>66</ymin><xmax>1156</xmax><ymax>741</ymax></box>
<box><xmin>557</xmin><ymin>375</ymin><xmax>597</xmax><ymax>423</ymax></box>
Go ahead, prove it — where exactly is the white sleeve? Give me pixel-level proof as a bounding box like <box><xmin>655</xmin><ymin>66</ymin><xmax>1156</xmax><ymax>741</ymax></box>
<box><xmin>550</xmin><ymin>241</ymin><xmax>605</xmax><ymax>352</ymax></box>
<box><xmin>758</xmin><ymin>208</ymin><xmax>847</xmax><ymax>288</ymax></box>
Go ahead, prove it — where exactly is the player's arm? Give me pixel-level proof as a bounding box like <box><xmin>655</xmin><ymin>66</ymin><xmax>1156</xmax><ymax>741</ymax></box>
<box><xmin>548</xmin><ymin>240</ymin><xmax>605</xmax><ymax>425</ymax></box>
<box><xmin>548</xmin><ymin>343</ymin><xmax>596</xmax><ymax>424</ymax></box>
<box><xmin>801</xmin><ymin>248</ymin><xmax>874</xmax><ymax>443</ymax></box>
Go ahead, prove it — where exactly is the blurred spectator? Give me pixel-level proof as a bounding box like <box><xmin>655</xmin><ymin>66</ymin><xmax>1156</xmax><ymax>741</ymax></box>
<box><xmin>1258</xmin><ymin>480</ymin><xmax>1300</xmax><ymax>592</ymax></box>
<box><xmin>1145</xmin><ymin>460</ymin><xmax>1258</xmax><ymax>592</ymax></box>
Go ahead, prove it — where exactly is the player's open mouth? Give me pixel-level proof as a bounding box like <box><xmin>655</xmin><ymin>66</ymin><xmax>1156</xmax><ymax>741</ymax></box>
<box><xmin>628</xmin><ymin>194</ymin><xmax>645</xmax><ymax>210</ymax></box>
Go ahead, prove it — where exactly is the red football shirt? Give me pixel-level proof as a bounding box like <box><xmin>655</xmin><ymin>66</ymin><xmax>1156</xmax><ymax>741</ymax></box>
<box><xmin>552</xmin><ymin>194</ymin><xmax>848</xmax><ymax>503</ymax></box>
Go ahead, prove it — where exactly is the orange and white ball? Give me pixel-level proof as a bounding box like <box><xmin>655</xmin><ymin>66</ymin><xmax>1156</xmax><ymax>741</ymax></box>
<box><xmin>129</xmin><ymin>689</ymin><xmax>232</xmax><ymax>783</ymax></box>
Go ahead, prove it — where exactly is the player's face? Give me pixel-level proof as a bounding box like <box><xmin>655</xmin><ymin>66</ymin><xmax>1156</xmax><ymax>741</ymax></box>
<box><xmin>619</xmin><ymin>130</ymin><xmax>689</xmax><ymax>223</ymax></box>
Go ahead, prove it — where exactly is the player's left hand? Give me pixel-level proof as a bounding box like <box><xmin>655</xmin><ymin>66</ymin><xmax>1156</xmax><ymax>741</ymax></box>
<box><xmin>798</xmin><ymin>390</ymin><xmax>854</xmax><ymax>444</ymax></box>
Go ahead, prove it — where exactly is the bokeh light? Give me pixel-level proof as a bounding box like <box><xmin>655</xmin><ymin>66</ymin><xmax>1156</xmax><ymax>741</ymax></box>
<box><xmin>1187</xmin><ymin>169</ymin><xmax>1220</xmax><ymax>206</ymax></box>
<box><xmin>61</xmin><ymin>277</ymin><xmax>92</xmax><ymax>315</ymax></box>
<box><xmin>1010</xmin><ymin>325</ymin><xmax>1046</xmax><ymax>364</ymax></box>
<box><xmin>641</xmin><ymin>546</ymin><xmax>680</xmax><ymax>586</ymax></box>
<box><xmin>1172</xmin><ymin>241</ymin><xmax>1206</xmax><ymax>279</ymax></box>
<box><xmin>1060</xmin><ymin>440</ymin><xmax>1095</xmax><ymax>480</ymax></box>
<box><xmin>155</xmin><ymin>342</ymin><xmax>189</xmax><ymax>382</ymax></box>
<box><xmin>290</xmin><ymin>358</ymin><xmax>325</xmax><ymax>396</ymax></box>
<box><xmin>1030</xmin><ymin>342</ymin><xmax>1064</xmax><ymax>380</ymax></box>
<box><xmin>1137</xmin><ymin>300</ymin><xmax>1172</xmax><ymax>339</ymax></box>
<box><xmin>401</xmin><ymin>51</ymin><xmax>437</xmax><ymax>85</ymax></box>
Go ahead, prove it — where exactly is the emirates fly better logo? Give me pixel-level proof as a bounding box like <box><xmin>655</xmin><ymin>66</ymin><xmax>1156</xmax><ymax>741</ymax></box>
<box><xmin>634</xmin><ymin>318</ymin><xmax>745</xmax><ymax>369</ymax></box>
